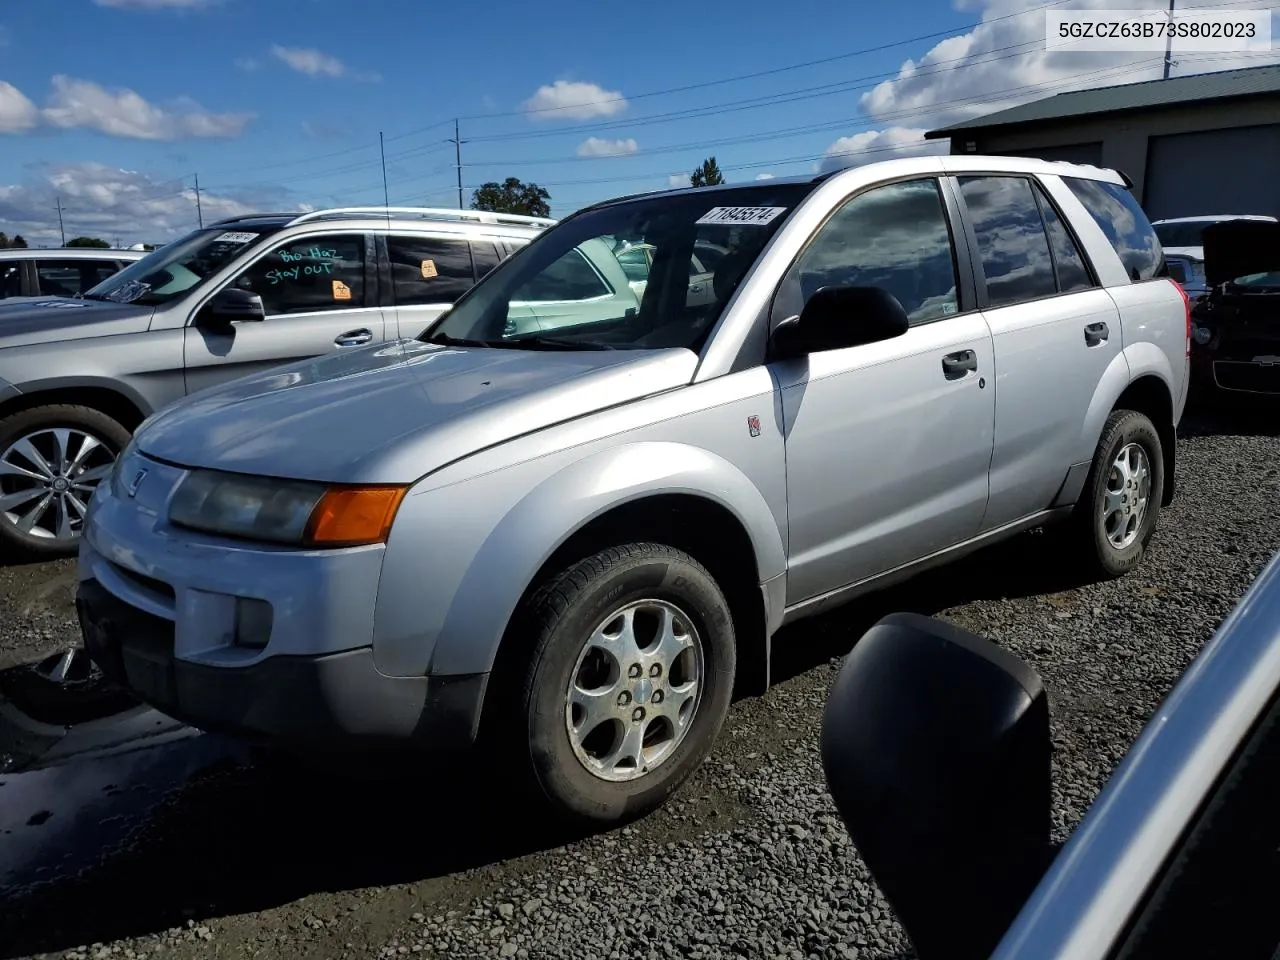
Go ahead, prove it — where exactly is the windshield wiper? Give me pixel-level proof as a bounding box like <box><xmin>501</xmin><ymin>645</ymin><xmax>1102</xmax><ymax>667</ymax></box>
<box><xmin>423</xmin><ymin>332</ymin><xmax>496</xmax><ymax>348</ymax></box>
<box><xmin>502</xmin><ymin>335</ymin><xmax>617</xmax><ymax>351</ymax></box>
<box><xmin>79</xmin><ymin>292</ymin><xmax>112</xmax><ymax>301</ymax></box>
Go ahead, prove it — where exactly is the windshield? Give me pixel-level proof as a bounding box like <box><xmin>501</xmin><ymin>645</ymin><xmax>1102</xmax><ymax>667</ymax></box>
<box><xmin>425</xmin><ymin>183</ymin><xmax>815</xmax><ymax>352</ymax></box>
<box><xmin>83</xmin><ymin>225</ymin><xmax>280</xmax><ymax>306</ymax></box>
<box><xmin>1232</xmin><ymin>271</ymin><xmax>1280</xmax><ymax>289</ymax></box>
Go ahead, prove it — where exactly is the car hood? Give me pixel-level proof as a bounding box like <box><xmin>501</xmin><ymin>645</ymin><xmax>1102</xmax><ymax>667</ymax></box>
<box><xmin>0</xmin><ymin>297</ymin><xmax>154</xmax><ymax>347</ymax></box>
<box><xmin>1202</xmin><ymin>220</ymin><xmax>1280</xmax><ymax>286</ymax></box>
<box><xmin>1162</xmin><ymin>245</ymin><xmax>1203</xmax><ymax>261</ymax></box>
<box><xmin>134</xmin><ymin>339</ymin><xmax>699</xmax><ymax>484</ymax></box>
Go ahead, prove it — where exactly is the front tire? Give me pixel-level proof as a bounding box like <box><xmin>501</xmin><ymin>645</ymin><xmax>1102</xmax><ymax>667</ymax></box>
<box><xmin>0</xmin><ymin>404</ymin><xmax>131</xmax><ymax>562</ymax></box>
<box><xmin>1070</xmin><ymin>409</ymin><xmax>1165</xmax><ymax>579</ymax></box>
<box><xmin>504</xmin><ymin>543</ymin><xmax>737</xmax><ymax>827</ymax></box>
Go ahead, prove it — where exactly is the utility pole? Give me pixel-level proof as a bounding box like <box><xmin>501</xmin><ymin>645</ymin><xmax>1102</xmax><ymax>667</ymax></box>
<box><xmin>55</xmin><ymin>195</ymin><xmax>66</xmax><ymax>246</ymax></box>
<box><xmin>1163</xmin><ymin>0</ymin><xmax>1176</xmax><ymax>80</ymax></box>
<box><xmin>194</xmin><ymin>172</ymin><xmax>204</xmax><ymax>228</ymax></box>
<box><xmin>450</xmin><ymin>118</ymin><xmax>465</xmax><ymax>209</ymax></box>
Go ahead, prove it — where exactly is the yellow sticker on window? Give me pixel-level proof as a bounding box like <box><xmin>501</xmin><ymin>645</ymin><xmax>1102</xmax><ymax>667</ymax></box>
<box><xmin>421</xmin><ymin>259</ymin><xmax>438</xmax><ymax>279</ymax></box>
<box><xmin>332</xmin><ymin>279</ymin><xmax>352</xmax><ymax>301</ymax></box>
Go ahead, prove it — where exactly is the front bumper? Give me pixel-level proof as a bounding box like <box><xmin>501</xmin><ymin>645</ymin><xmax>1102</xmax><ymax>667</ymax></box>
<box><xmin>77</xmin><ymin>578</ymin><xmax>486</xmax><ymax>749</ymax></box>
<box><xmin>76</xmin><ymin>450</ymin><xmax>487</xmax><ymax>751</ymax></box>
<box><xmin>77</xmin><ymin>576</ymin><xmax>483</xmax><ymax>747</ymax></box>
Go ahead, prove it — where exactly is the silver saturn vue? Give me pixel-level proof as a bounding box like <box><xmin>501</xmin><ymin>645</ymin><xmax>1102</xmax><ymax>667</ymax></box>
<box><xmin>76</xmin><ymin>155</ymin><xmax>1190</xmax><ymax>825</ymax></box>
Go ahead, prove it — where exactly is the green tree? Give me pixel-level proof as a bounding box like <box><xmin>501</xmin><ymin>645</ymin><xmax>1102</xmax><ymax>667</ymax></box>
<box><xmin>9</xmin><ymin>235</ymin><xmax>27</xmax><ymax>248</ymax></box>
<box><xmin>471</xmin><ymin>177</ymin><xmax>552</xmax><ymax>218</ymax></box>
<box><xmin>0</xmin><ymin>232</ymin><xmax>8</xmax><ymax>248</ymax></box>
<box><xmin>66</xmin><ymin>236</ymin><xmax>110</xmax><ymax>248</ymax></box>
<box><xmin>689</xmin><ymin>156</ymin><xmax>724</xmax><ymax>187</ymax></box>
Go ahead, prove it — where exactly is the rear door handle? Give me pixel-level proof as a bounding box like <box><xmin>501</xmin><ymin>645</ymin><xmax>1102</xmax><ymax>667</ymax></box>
<box><xmin>1084</xmin><ymin>321</ymin><xmax>1110</xmax><ymax>347</ymax></box>
<box><xmin>942</xmin><ymin>349</ymin><xmax>978</xmax><ymax>379</ymax></box>
<box><xmin>335</xmin><ymin>328</ymin><xmax>373</xmax><ymax>347</ymax></box>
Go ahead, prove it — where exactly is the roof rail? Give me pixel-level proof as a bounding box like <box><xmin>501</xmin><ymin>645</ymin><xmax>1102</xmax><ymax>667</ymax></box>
<box><xmin>209</xmin><ymin>212</ymin><xmax>303</xmax><ymax>226</ymax></box>
<box><xmin>285</xmin><ymin>206</ymin><xmax>557</xmax><ymax>229</ymax></box>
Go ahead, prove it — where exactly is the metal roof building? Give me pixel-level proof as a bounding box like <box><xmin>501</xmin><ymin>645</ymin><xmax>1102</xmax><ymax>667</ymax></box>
<box><xmin>925</xmin><ymin>64</ymin><xmax>1280</xmax><ymax>220</ymax></box>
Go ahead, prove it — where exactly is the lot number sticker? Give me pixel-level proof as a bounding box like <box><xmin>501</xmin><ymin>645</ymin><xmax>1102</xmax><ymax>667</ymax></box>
<box><xmin>696</xmin><ymin>206</ymin><xmax>788</xmax><ymax>226</ymax></box>
<box><xmin>214</xmin><ymin>231</ymin><xmax>260</xmax><ymax>244</ymax></box>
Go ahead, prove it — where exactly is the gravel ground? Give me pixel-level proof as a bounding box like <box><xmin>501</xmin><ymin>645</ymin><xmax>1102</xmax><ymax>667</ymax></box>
<box><xmin>1</xmin><ymin>405</ymin><xmax>1278</xmax><ymax>960</ymax></box>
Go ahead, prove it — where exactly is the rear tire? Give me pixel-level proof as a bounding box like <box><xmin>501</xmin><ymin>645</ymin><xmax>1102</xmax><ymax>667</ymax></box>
<box><xmin>0</xmin><ymin>404</ymin><xmax>131</xmax><ymax>562</ymax></box>
<box><xmin>1069</xmin><ymin>409</ymin><xmax>1164</xmax><ymax>580</ymax></box>
<box><xmin>494</xmin><ymin>543</ymin><xmax>737</xmax><ymax>827</ymax></box>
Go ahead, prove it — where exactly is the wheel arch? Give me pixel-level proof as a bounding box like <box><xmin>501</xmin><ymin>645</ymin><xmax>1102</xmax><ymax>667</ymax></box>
<box><xmin>426</xmin><ymin>442</ymin><xmax>787</xmax><ymax>702</ymax></box>
<box><xmin>1112</xmin><ymin>373</ymin><xmax>1176</xmax><ymax>507</ymax></box>
<box><xmin>0</xmin><ymin>379</ymin><xmax>151</xmax><ymax>432</ymax></box>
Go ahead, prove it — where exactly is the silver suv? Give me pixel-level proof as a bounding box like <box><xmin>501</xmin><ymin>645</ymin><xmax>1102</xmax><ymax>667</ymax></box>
<box><xmin>0</xmin><ymin>247</ymin><xmax>144</xmax><ymax>300</ymax></box>
<box><xmin>76</xmin><ymin>156</ymin><xmax>1190</xmax><ymax>826</ymax></box>
<box><xmin>0</xmin><ymin>206</ymin><xmax>553</xmax><ymax>560</ymax></box>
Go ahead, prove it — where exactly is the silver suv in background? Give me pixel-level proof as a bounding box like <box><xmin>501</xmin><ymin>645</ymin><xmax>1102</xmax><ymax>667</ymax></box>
<box><xmin>0</xmin><ymin>247</ymin><xmax>145</xmax><ymax>300</ymax></box>
<box><xmin>0</xmin><ymin>206</ymin><xmax>553</xmax><ymax>560</ymax></box>
<box><xmin>78</xmin><ymin>156</ymin><xmax>1189</xmax><ymax>827</ymax></box>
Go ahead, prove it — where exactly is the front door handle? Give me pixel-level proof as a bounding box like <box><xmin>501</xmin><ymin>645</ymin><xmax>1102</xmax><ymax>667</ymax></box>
<box><xmin>942</xmin><ymin>349</ymin><xmax>978</xmax><ymax>380</ymax></box>
<box><xmin>335</xmin><ymin>328</ymin><xmax>373</xmax><ymax>347</ymax></box>
<box><xmin>1084</xmin><ymin>321</ymin><xmax>1110</xmax><ymax>347</ymax></box>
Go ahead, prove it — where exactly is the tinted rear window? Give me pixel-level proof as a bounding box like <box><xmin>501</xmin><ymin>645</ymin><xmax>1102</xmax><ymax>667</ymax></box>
<box><xmin>1064</xmin><ymin>177</ymin><xmax>1164</xmax><ymax>283</ymax></box>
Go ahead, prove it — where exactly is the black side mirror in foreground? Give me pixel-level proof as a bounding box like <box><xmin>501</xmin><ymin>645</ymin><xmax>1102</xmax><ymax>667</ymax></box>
<box><xmin>198</xmin><ymin>287</ymin><xmax>266</xmax><ymax>329</ymax></box>
<box><xmin>771</xmin><ymin>285</ymin><xmax>909</xmax><ymax>359</ymax></box>
<box><xmin>821</xmin><ymin>612</ymin><xmax>1057</xmax><ymax>960</ymax></box>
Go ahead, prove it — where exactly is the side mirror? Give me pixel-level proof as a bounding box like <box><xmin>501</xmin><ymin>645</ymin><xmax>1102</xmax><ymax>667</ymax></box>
<box><xmin>771</xmin><ymin>285</ymin><xmax>909</xmax><ymax>359</ymax></box>
<box><xmin>198</xmin><ymin>287</ymin><xmax>266</xmax><ymax>329</ymax></box>
<box><xmin>821</xmin><ymin>613</ymin><xmax>1056</xmax><ymax>960</ymax></box>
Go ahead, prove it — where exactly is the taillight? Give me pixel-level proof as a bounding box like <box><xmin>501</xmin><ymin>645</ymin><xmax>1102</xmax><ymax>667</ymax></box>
<box><xmin>1171</xmin><ymin>278</ymin><xmax>1192</xmax><ymax>357</ymax></box>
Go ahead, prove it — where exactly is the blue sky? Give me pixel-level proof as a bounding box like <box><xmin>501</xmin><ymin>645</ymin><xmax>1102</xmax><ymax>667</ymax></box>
<box><xmin>0</xmin><ymin>0</ymin><xmax>1276</xmax><ymax>245</ymax></box>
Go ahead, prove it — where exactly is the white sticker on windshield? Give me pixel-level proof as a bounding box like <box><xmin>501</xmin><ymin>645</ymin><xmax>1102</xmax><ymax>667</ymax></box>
<box><xmin>214</xmin><ymin>231</ymin><xmax>259</xmax><ymax>244</ymax></box>
<box><xmin>696</xmin><ymin>206</ymin><xmax>788</xmax><ymax>226</ymax></box>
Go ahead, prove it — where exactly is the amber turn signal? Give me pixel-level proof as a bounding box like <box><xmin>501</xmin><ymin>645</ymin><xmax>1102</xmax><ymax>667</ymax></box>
<box><xmin>304</xmin><ymin>485</ymin><xmax>408</xmax><ymax>547</ymax></box>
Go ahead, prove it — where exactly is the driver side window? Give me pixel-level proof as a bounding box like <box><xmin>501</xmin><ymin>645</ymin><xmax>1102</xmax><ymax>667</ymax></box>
<box><xmin>775</xmin><ymin>178</ymin><xmax>960</xmax><ymax>328</ymax></box>
<box><xmin>232</xmin><ymin>234</ymin><xmax>368</xmax><ymax>316</ymax></box>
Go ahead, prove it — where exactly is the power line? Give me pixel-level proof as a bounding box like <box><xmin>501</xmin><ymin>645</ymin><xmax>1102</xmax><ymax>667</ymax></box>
<box><xmin>456</xmin><ymin>0</ymin><xmax>1081</xmax><ymax>122</ymax></box>
<box><xmin>389</xmin><ymin>56</ymin><xmax>1171</xmax><ymax>198</ymax></box>
<box><xmin>456</xmin><ymin>57</ymin><xmax>1187</xmax><ymax>195</ymax></box>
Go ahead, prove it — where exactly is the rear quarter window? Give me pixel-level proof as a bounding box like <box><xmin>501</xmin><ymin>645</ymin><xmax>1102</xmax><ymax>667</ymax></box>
<box><xmin>1063</xmin><ymin>176</ymin><xmax>1164</xmax><ymax>283</ymax></box>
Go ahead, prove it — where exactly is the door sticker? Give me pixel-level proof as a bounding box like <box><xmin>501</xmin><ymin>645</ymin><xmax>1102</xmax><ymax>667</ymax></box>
<box><xmin>421</xmin><ymin>259</ymin><xmax>438</xmax><ymax>279</ymax></box>
<box><xmin>332</xmin><ymin>280</ymin><xmax>352</xmax><ymax>301</ymax></box>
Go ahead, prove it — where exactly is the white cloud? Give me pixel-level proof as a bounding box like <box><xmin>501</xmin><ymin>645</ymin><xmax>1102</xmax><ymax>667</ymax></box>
<box><xmin>41</xmin><ymin>75</ymin><xmax>253</xmax><ymax>140</ymax></box>
<box><xmin>271</xmin><ymin>44</ymin><xmax>345</xmax><ymax>78</ymax></box>
<box><xmin>577</xmin><ymin>136</ymin><xmax>639</xmax><ymax>157</ymax></box>
<box><xmin>668</xmin><ymin>174</ymin><xmax>691</xmax><ymax>188</ymax></box>
<box><xmin>522</xmin><ymin>80</ymin><xmax>628</xmax><ymax>121</ymax></box>
<box><xmin>860</xmin><ymin>0</ymin><xmax>1280</xmax><ymax>133</ymax></box>
<box><xmin>93</xmin><ymin>0</ymin><xmax>221</xmax><ymax>8</ymax></box>
<box><xmin>235</xmin><ymin>57</ymin><xmax>261</xmax><ymax>72</ymax></box>
<box><xmin>819</xmin><ymin>126</ymin><xmax>950</xmax><ymax>173</ymax></box>
<box><xmin>0</xmin><ymin>81</ymin><xmax>39</xmax><ymax>134</ymax></box>
<box><xmin>0</xmin><ymin>162</ymin><xmax>301</xmax><ymax>247</ymax></box>
<box><xmin>269</xmin><ymin>45</ymin><xmax>380</xmax><ymax>82</ymax></box>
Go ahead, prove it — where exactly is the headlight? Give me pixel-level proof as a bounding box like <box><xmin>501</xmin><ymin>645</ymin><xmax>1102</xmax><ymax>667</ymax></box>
<box><xmin>168</xmin><ymin>470</ymin><xmax>407</xmax><ymax>548</ymax></box>
<box><xmin>1192</xmin><ymin>324</ymin><xmax>1213</xmax><ymax>346</ymax></box>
